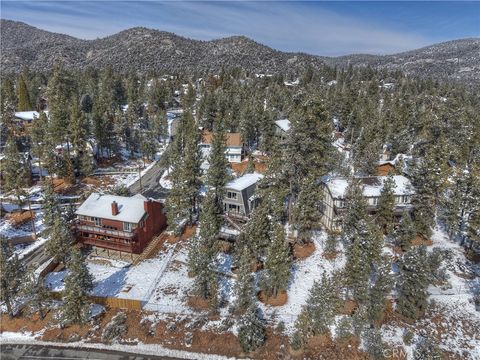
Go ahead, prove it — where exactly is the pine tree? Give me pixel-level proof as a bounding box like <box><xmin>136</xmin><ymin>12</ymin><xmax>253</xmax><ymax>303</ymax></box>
<box><xmin>291</xmin><ymin>176</ymin><xmax>321</xmax><ymax>245</ymax></box>
<box><xmin>343</xmin><ymin>180</ymin><xmax>368</xmax><ymax>238</ymax></box>
<box><xmin>46</xmin><ymin>64</ymin><xmax>75</xmax><ymax>145</ymax></box>
<box><xmin>21</xmin><ymin>267</ymin><xmax>50</xmax><ymax>319</ymax></box>
<box><xmin>16</xmin><ymin>75</ymin><xmax>32</xmax><ymax>111</ymax></box>
<box><xmin>364</xmin><ymin>327</ymin><xmax>385</xmax><ymax>360</ymax></box>
<box><xmin>187</xmin><ymin>192</ymin><xmax>220</xmax><ymax>305</ymax></box>
<box><xmin>58</xmin><ymin>247</ymin><xmax>93</xmax><ymax>326</ymax></box>
<box><xmin>259</xmin><ymin>224</ymin><xmax>292</xmax><ymax>298</ymax></box>
<box><xmin>324</xmin><ymin>232</ymin><xmax>338</xmax><ymax>256</ymax></box>
<box><xmin>233</xmin><ymin>248</ymin><xmax>255</xmax><ymax>314</ymax></box>
<box><xmin>395</xmin><ymin>212</ymin><xmax>416</xmax><ymax>251</ymax></box>
<box><xmin>45</xmin><ymin>217</ymin><xmax>73</xmax><ymax>264</ymax></box>
<box><xmin>397</xmin><ymin>246</ymin><xmax>431</xmax><ymax>319</ymax></box>
<box><xmin>377</xmin><ymin>173</ymin><xmax>396</xmax><ymax>234</ymax></box>
<box><xmin>0</xmin><ymin>237</ymin><xmax>25</xmax><ymax>317</ymax></box>
<box><xmin>237</xmin><ymin>303</ymin><xmax>266</xmax><ymax>353</ymax></box>
<box><xmin>42</xmin><ymin>181</ymin><xmax>62</xmax><ymax>237</ymax></box>
<box><xmin>344</xmin><ymin>219</ymin><xmax>382</xmax><ymax>303</ymax></box>
<box><xmin>413</xmin><ymin>335</ymin><xmax>443</xmax><ymax>360</ymax></box>
<box><xmin>205</xmin><ymin>120</ymin><xmax>230</xmax><ymax>208</ymax></box>
<box><xmin>367</xmin><ymin>258</ymin><xmax>393</xmax><ymax>324</ymax></box>
<box><xmin>410</xmin><ymin>158</ymin><xmax>436</xmax><ymax>239</ymax></box>
<box><xmin>294</xmin><ymin>272</ymin><xmax>339</xmax><ymax>345</ymax></box>
<box><xmin>243</xmin><ymin>203</ymin><xmax>272</xmax><ymax>261</ymax></box>
<box><xmin>165</xmin><ymin>110</ymin><xmax>201</xmax><ymax>232</ymax></box>
<box><xmin>60</xmin><ymin>151</ymin><xmax>75</xmax><ymax>184</ymax></box>
<box><xmin>243</xmin><ymin>155</ymin><xmax>255</xmax><ymax>175</ymax></box>
<box><xmin>30</xmin><ymin>112</ymin><xmax>49</xmax><ymax>180</ymax></box>
<box><xmin>2</xmin><ymin>134</ymin><xmax>28</xmax><ymax>205</ymax></box>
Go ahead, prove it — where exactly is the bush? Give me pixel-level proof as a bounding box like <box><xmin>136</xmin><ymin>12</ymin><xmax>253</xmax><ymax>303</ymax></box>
<box><xmin>290</xmin><ymin>331</ymin><xmax>303</xmax><ymax>351</ymax></box>
<box><xmin>102</xmin><ymin>312</ymin><xmax>127</xmax><ymax>342</ymax></box>
<box><xmin>237</xmin><ymin>305</ymin><xmax>265</xmax><ymax>353</ymax></box>
<box><xmin>403</xmin><ymin>330</ymin><xmax>414</xmax><ymax>345</ymax></box>
<box><xmin>275</xmin><ymin>321</ymin><xmax>286</xmax><ymax>334</ymax></box>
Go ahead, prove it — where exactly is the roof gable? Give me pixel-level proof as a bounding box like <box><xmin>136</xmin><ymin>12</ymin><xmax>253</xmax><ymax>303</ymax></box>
<box><xmin>76</xmin><ymin>193</ymin><xmax>148</xmax><ymax>224</ymax></box>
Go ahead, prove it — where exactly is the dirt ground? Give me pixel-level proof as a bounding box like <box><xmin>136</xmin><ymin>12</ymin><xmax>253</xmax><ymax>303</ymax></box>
<box><xmin>1</xmin><ymin>305</ymin><xmax>373</xmax><ymax>360</ymax></box>
<box><xmin>292</xmin><ymin>242</ymin><xmax>316</xmax><ymax>260</ymax></box>
<box><xmin>258</xmin><ymin>290</ymin><xmax>288</xmax><ymax>306</ymax></box>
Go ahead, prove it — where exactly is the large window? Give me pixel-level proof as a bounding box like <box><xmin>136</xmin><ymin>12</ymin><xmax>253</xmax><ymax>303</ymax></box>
<box><xmin>227</xmin><ymin>191</ymin><xmax>238</xmax><ymax>199</ymax></box>
<box><xmin>123</xmin><ymin>222</ymin><xmax>132</xmax><ymax>232</ymax></box>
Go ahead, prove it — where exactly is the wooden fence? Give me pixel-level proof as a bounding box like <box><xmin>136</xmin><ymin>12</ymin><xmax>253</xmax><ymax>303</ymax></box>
<box><xmin>50</xmin><ymin>292</ymin><xmax>142</xmax><ymax>310</ymax></box>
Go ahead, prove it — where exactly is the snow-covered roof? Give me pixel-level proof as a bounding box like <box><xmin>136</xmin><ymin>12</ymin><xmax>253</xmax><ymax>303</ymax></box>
<box><xmin>226</xmin><ymin>173</ymin><xmax>264</xmax><ymax>192</ymax></box>
<box><xmin>76</xmin><ymin>193</ymin><xmax>148</xmax><ymax>224</ymax></box>
<box><xmin>15</xmin><ymin>111</ymin><xmax>48</xmax><ymax>121</ymax></box>
<box><xmin>275</xmin><ymin>119</ymin><xmax>291</xmax><ymax>132</ymax></box>
<box><xmin>323</xmin><ymin>175</ymin><xmax>413</xmax><ymax>199</ymax></box>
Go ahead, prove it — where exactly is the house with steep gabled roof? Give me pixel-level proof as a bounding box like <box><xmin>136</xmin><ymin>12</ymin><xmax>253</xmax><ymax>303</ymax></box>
<box><xmin>223</xmin><ymin>173</ymin><xmax>264</xmax><ymax>220</ymax></box>
<box><xmin>75</xmin><ymin>193</ymin><xmax>166</xmax><ymax>254</ymax></box>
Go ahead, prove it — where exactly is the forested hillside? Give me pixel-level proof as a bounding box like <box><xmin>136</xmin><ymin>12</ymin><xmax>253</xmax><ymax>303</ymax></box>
<box><xmin>1</xmin><ymin>58</ymin><xmax>479</xmax><ymax>358</ymax></box>
<box><xmin>1</xmin><ymin>19</ymin><xmax>479</xmax><ymax>86</ymax></box>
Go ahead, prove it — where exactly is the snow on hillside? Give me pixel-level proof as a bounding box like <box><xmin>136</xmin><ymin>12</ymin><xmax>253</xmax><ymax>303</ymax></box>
<box><xmin>382</xmin><ymin>225</ymin><xmax>480</xmax><ymax>359</ymax></box>
<box><xmin>258</xmin><ymin>231</ymin><xmax>346</xmax><ymax>334</ymax></box>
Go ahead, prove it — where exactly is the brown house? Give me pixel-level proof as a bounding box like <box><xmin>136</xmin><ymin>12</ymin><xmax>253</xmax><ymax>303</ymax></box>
<box><xmin>75</xmin><ymin>193</ymin><xmax>166</xmax><ymax>254</ymax></box>
<box><xmin>377</xmin><ymin>161</ymin><xmax>395</xmax><ymax>176</ymax></box>
<box><xmin>199</xmin><ymin>130</ymin><xmax>244</xmax><ymax>163</ymax></box>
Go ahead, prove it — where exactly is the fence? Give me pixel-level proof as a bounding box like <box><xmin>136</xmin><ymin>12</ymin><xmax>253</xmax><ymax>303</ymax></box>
<box><xmin>50</xmin><ymin>292</ymin><xmax>142</xmax><ymax>310</ymax></box>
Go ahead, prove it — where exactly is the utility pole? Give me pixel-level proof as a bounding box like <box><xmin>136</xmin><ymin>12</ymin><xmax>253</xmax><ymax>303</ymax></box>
<box><xmin>138</xmin><ymin>166</ymin><xmax>143</xmax><ymax>193</ymax></box>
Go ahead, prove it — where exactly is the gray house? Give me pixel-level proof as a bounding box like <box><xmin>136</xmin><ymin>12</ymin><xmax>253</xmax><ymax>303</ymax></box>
<box><xmin>320</xmin><ymin>175</ymin><xmax>414</xmax><ymax>231</ymax></box>
<box><xmin>223</xmin><ymin>173</ymin><xmax>264</xmax><ymax>220</ymax></box>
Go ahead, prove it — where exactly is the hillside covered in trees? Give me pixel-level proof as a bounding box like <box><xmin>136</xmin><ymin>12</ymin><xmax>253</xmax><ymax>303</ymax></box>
<box><xmin>1</xmin><ymin>54</ymin><xmax>479</xmax><ymax>359</ymax></box>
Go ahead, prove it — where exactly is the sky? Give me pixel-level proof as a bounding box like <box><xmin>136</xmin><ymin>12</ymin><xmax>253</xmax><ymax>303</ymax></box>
<box><xmin>1</xmin><ymin>1</ymin><xmax>479</xmax><ymax>56</ymax></box>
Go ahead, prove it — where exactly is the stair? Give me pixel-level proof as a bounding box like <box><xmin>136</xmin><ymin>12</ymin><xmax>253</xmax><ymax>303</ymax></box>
<box><xmin>133</xmin><ymin>233</ymin><xmax>168</xmax><ymax>265</ymax></box>
<box><xmin>224</xmin><ymin>214</ymin><xmax>242</xmax><ymax>231</ymax></box>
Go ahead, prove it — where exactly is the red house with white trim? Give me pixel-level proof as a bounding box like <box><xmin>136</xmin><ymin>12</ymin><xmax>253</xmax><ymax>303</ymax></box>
<box><xmin>75</xmin><ymin>193</ymin><xmax>166</xmax><ymax>254</ymax></box>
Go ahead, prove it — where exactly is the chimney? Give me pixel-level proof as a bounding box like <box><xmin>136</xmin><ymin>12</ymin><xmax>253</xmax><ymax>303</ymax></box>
<box><xmin>111</xmin><ymin>201</ymin><xmax>119</xmax><ymax>216</ymax></box>
<box><xmin>144</xmin><ymin>200</ymin><xmax>152</xmax><ymax>214</ymax></box>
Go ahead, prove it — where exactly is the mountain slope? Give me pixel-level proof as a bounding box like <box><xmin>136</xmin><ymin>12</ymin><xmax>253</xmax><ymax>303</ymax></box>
<box><xmin>1</xmin><ymin>19</ymin><xmax>479</xmax><ymax>85</ymax></box>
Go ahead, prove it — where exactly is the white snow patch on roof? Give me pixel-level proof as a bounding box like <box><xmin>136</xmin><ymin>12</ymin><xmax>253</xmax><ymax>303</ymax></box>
<box><xmin>275</xmin><ymin>119</ymin><xmax>291</xmax><ymax>132</ymax></box>
<box><xmin>75</xmin><ymin>193</ymin><xmax>148</xmax><ymax>224</ymax></box>
<box><xmin>226</xmin><ymin>173</ymin><xmax>263</xmax><ymax>191</ymax></box>
<box><xmin>14</xmin><ymin>111</ymin><xmax>48</xmax><ymax>121</ymax></box>
<box><xmin>324</xmin><ymin>175</ymin><xmax>413</xmax><ymax>199</ymax></box>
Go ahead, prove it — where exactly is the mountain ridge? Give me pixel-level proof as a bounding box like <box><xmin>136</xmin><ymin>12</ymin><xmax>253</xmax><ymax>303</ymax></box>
<box><xmin>1</xmin><ymin>19</ymin><xmax>479</xmax><ymax>85</ymax></box>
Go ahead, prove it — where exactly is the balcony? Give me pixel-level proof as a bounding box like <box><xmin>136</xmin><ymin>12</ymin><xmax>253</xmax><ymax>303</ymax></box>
<box><xmin>78</xmin><ymin>236</ymin><xmax>134</xmax><ymax>252</ymax></box>
<box><xmin>76</xmin><ymin>224</ymin><xmax>136</xmax><ymax>239</ymax></box>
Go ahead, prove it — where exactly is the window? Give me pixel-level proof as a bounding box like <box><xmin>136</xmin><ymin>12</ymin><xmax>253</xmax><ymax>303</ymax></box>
<box><xmin>228</xmin><ymin>204</ymin><xmax>240</xmax><ymax>213</ymax></box>
<box><xmin>402</xmin><ymin>195</ymin><xmax>409</xmax><ymax>203</ymax></box>
<box><xmin>123</xmin><ymin>222</ymin><xmax>132</xmax><ymax>232</ymax></box>
<box><xmin>93</xmin><ymin>217</ymin><xmax>101</xmax><ymax>226</ymax></box>
<box><xmin>371</xmin><ymin>197</ymin><xmax>378</xmax><ymax>206</ymax></box>
<box><xmin>227</xmin><ymin>191</ymin><xmax>238</xmax><ymax>199</ymax></box>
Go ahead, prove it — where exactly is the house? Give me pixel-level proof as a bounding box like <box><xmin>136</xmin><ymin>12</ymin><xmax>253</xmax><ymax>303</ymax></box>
<box><xmin>274</xmin><ymin>119</ymin><xmax>291</xmax><ymax>142</ymax></box>
<box><xmin>75</xmin><ymin>193</ymin><xmax>167</xmax><ymax>254</ymax></box>
<box><xmin>377</xmin><ymin>161</ymin><xmax>396</xmax><ymax>176</ymax></box>
<box><xmin>200</xmin><ymin>130</ymin><xmax>244</xmax><ymax>163</ymax></box>
<box><xmin>223</xmin><ymin>173</ymin><xmax>264</xmax><ymax>220</ymax></box>
<box><xmin>15</xmin><ymin>111</ymin><xmax>49</xmax><ymax>125</ymax></box>
<box><xmin>320</xmin><ymin>175</ymin><xmax>414</xmax><ymax>231</ymax></box>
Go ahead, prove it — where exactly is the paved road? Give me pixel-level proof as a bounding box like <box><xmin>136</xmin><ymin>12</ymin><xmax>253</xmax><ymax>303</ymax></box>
<box><xmin>129</xmin><ymin>162</ymin><xmax>169</xmax><ymax>200</ymax></box>
<box><xmin>0</xmin><ymin>343</ymin><xmax>183</xmax><ymax>360</ymax></box>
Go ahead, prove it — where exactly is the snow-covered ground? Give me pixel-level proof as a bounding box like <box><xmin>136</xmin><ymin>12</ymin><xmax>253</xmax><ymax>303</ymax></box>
<box><xmin>45</xmin><ymin>247</ymin><xmax>174</xmax><ymax>301</ymax></box>
<box><xmin>258</xmin><ymin>231</ymin><xmax>346</xmax><ymax>333</ymax></box>
<box><xmin>159</xmin><ymin>167</ymin><xmax>173</xmax><ymax>190</ymax></box>
<box><xmin>382</xmin><ymin>225</ymin><xmax>480</xmax><ymax>359</ymax></box>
